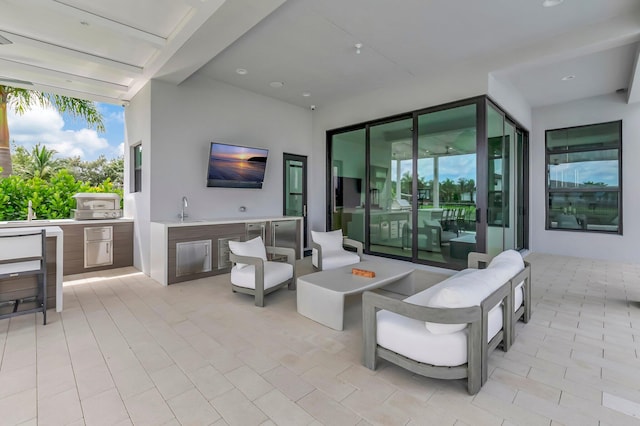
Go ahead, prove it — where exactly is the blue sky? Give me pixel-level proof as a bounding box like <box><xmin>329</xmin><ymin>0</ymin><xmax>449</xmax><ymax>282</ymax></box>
<box><xmin>8</xmin><ymin>101</ymin><xmax>125</xmax><ymax>161</ymax></box>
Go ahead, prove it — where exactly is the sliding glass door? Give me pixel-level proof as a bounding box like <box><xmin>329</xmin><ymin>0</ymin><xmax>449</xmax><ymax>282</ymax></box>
<box><xmin>327</xmin><ymin>96</ymin><xmax>528</xmax><ymax>270</ymax></box>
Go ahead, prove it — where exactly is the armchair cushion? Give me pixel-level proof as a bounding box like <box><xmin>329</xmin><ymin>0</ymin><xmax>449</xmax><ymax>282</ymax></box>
<box><xmin>228</xmin><ymin>236</ymin><xmax>267</xmax><ymax>269</ymax></box>
<box><xmin>314</xmin><ymin>250</ymin><xmax>360</xmax><ymax>270</ymax></box>
<box><xmin>311</xmin><ymin>229</ymin><xmax>343</xmax><ymax>251</ymax></box>
<box><xmin>231</xmin><ymin>261</ymin><xmax>294</xmax><ymax>290</ymax></box>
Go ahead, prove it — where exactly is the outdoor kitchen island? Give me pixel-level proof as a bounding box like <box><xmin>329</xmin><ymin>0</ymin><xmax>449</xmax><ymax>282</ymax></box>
<box><xmin>0</xmin><ymin>218</ymin><xmax>134</xmax><ymax>312</ymax></box>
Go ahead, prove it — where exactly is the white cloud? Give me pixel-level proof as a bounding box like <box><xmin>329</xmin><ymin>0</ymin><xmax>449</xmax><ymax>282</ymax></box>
<box><xmin>7</xmin><ymin>105</ymin><xmax>110</xmax><ymax>159</ymax></box>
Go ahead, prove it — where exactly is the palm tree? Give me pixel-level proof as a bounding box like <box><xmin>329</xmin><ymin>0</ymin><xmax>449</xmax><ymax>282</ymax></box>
<box><xmin>23</xmin><ymin>144</ymin><xmax>60</xmax><ymax>180</ymax></box>
<box><xmin>0</xmin><ymin>85</ymin><xmax>105</xmax><ymax>177</ymax></box>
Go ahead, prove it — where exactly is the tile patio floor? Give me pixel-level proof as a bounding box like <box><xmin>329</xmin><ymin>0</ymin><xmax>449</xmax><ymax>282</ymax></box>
<box><xmin>1</xmin><ymin>252</ymin><xmax>640</xmax><ymax>425</ymax></box>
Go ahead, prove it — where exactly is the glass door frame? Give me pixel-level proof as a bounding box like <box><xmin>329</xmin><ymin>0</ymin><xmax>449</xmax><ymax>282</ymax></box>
<box><xmin>283</xmin><ymin>153</ymin><xmax>308</xmax><ymax>248</ymax></box>
<box><xmin>485</xmin><ymin>98</ymin><xmax>530</xmax><ymax>253</ymax></box>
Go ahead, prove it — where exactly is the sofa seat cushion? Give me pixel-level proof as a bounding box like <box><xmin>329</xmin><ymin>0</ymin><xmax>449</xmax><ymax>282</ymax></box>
<box><xmin>376</xmin><ymin>304</ymin><xmax>503</xmax><ymax>367</ymax></box>
<box><xmin>312</xmin><ymin>249</ymin><xmax>360</xmax><ymax>270</ymax></box>
<box><xmin>231</xmin><ymin>261</ymin><xmax>293</xmax><ymax>290</ymax></box>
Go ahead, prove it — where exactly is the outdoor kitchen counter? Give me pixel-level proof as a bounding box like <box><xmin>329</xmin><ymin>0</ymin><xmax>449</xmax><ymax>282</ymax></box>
<box><xmin>0</xmin><ymin>218</ymin><xmax>134</xmax><ymax>277</ymax></box>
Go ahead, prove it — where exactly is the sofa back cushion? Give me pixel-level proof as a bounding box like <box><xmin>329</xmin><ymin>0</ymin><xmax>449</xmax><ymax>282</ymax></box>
<box><xmin>405</xmin><ymin>250</ymin><xmax>525</xmax><ymax>334</ymax></box>
<box><xmin>229</xmin><ymin>236</ymin><xmax>267</xmax><ymax>269</ymax></box>
<box><xmin>487</xmin><ymin>249</ymin><xmax>524</xmax><ymax>279</ymax></box>
<box><xmin>423</xmin><ymin>269</ymin><xmax>497</xmax><ymax>334</ymax></box>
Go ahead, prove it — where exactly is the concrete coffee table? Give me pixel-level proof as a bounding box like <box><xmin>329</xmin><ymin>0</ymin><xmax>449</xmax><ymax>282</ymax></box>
<box><xmin>296</xmin><ymin>260</ymin><xmax>415</xmax><ymax>330</ymax></box>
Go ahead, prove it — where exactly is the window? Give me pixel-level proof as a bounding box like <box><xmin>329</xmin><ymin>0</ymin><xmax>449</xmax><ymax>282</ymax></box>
<box><xmin>545</xmin><ymin>121</ymin><xmax>621</xmax><ymax>233</ymax></box>
<box><xmin>132</xmin><ymin>144</ymin><xmax>142</xmax><ymax>192</ymax></box>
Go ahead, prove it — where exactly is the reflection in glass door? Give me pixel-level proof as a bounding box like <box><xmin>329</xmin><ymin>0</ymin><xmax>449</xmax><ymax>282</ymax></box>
<box><xmin>417</xmin><ymin>105</ymin><xmax>477</xmax><ymax>268</ymax></box>
<box><xmin>486</xmin><ymin>102</ymin><xmax>524</xmax><ymax>255</ymax></box>
<box><xmin>368</xmin><ymin>117</ymin><xmax>414</xmax><ymax>257</ymax></box>
<box><xmin>328</xmin><ymin>128</ymin><xmax>366</xmax><ymax>242</ymax></box>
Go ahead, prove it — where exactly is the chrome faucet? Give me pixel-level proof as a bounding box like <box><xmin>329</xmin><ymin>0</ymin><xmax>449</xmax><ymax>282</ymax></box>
<box><xmin>180</xmin><ymin>196</ymin><xmax>188</xmax><ymax>221</ymax></box>
<box><xmin>27</xmin><ymin>200</ymin><xmax>36</xmax><ymax>221</ymax></box>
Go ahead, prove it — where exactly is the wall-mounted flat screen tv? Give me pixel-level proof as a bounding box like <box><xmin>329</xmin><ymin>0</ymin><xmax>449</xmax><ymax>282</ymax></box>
<box><xmin>207</xmin><ymin>142</ymin><xmax>269</xmax><ymax>188</ymax></box>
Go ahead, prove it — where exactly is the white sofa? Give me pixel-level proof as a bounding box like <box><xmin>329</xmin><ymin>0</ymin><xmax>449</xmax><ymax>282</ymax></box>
<box><xmin>363</xmin><ymin>250</ymin><xmax>531</xmax><ymax>394</ymax></box>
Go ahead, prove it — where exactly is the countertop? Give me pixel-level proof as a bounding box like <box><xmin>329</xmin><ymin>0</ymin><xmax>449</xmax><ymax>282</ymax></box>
<box><xmin>151</xmin><ymin>216</ymin><xmax>302</xmax><ymax>228</ymax></box>
<box><xmin>0</xmin><ymin>218</ymin><xmax>134</xmax><ymax>228</ymax></box>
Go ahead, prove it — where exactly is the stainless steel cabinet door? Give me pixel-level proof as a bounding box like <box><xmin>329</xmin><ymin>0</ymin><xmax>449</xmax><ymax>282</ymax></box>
<box><xmin>85</xmin><ymin>241</ymin><xmax>113</xmax><ymax>268</ymax></box>
<box><xmin>176</xmin><ymin>240</ymin><xmax>212</xmax><ymax>276</ymax></box>
<box><xmin>271</xmin><ymin>220</ymin><xmax>297</xmax><ymax>251</ymax></box>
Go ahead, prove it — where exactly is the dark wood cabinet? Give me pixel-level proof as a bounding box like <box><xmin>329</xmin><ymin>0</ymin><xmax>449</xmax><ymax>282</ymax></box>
<box><xmin>58</xmin><ymin>221</ymin><xmax>133</xmax><ymax>275</ymax></box>
<box><xmin>151</xmin><ymin>218</ymin><xmax>302</xmax><ymax>285</ymax></box>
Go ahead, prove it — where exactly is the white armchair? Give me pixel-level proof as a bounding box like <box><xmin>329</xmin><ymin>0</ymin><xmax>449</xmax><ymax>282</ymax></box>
<box><xmin>228</xmin><ymin>236</ymin><xmax>295</xmax><ymax>307</ymax></box>
<box><xmin>311</xmin><ymin>229</ymin><xmax>363</xmax><ymax>271</ymax></box>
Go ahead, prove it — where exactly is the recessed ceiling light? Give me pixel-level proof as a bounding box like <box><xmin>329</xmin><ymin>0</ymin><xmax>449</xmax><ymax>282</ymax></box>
<box><xmin>235</xmin><ymin>68</ymin><xmax>248</xmax><ymax>75</ymax></box>
<box><xmin>302</xmin><ymin>92</ymin><xmax>311</xmax><ymax>97</ymax></box>
<box><xmin>269</xmin><ymin>81</ymin><xmax>284</xmax><ymax>88</ymax></box>
<box><xmin>561</xmin><ymin>75</ymin><xmax>575</xmax><ymax>81</ymax></box>
<box><xmin>542</xmin><ymin>0</ymin><xmax>563</xmax><ymax>7</ymax></box>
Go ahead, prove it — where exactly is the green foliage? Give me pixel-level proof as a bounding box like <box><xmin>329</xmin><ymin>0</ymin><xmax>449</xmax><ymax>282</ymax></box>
<box><xmin>58</xmin><ymin>154</ymin><xmax>123</xmax><ymax>187</ymax></box>
<box><xmin>0</xmin><ymin>169</ymin><xmax>123</xmax><ymax>220</ymax></box>
<box><xmin>12</xmin><ymin>143</ymin><xmax>62</xmax><ymax>180</ymax></box>
<box><xmin>12</xmin><ymin>143</ymin><xmax>123</xmax><ymax>188</ymax></box>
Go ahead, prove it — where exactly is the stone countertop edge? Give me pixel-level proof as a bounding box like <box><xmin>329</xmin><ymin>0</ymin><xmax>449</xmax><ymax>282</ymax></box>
<box><xmin>152</xmin><ymin>216</ymin><xmax>303</xmax><ymax>227</ymax></box>
<box><xmin>0</xmin><ymin>218</ymin><xmax>134</xmax><ymax>228</ymax></box>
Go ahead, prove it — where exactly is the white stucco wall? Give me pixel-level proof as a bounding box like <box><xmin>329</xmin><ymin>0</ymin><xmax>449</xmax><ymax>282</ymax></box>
<box><xmin>124</xmin><ymin>82</ymin><xmax>151</xmax><ymax>273</ymax></box>
<box><xmin>487</xmin><ymin>73</ymin><xmax>532</xmax><ymax>130</ymax></box>
<box><xmin>530</xmin><ymin>92</ymin><xmax>640</xmax><ymax>263</ymax></box>
<box><xmin>148</xmin><ymin>76</ymin><xmax>312</xmax><ymax>222</ymax></box>
<box><xmin>127</xmin><ymin>76</ymin><xmax>313</xmax><ymax>274</ymax></box>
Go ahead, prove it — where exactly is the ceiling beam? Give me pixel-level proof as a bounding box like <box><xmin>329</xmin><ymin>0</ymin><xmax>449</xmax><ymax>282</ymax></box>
<box><xmin>0</xmin><ymin>30</ymin><xmax>144</xmax><ymax>75</ymax></box>
<box><xmin>0</xmin><ymin>58</ymin><xmax>130</xmax><ymax>93</ymax></box>
<box><xmin>31</xmin><ymin>82</ymin><xmax>130</xmax><ymax>105</ymax></box>
<box><xmin>627</xmin><ymin>43</ymin><xmax>640</xmax><ymax>104</ymax></box>
<box><xmin>7</xmin><ymin>0</ymin><xmax>167</xmax><ymax>47</ymax></box>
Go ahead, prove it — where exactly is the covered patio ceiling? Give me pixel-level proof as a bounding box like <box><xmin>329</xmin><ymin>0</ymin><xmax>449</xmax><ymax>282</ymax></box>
<box><xmin>1</xmin><ymin>0</ymin><xmax>639</xmax><ymax>109</ymax></box>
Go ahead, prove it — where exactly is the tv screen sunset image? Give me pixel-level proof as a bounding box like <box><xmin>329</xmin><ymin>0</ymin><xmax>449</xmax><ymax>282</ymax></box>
<box><xmin>207</xmin><ymin>143</ymin><xmax>268</xmax><ymax>188</ymax></box>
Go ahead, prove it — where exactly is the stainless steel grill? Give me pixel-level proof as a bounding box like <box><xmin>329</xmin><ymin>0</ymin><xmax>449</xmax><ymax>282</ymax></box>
<box><xmin>72</xmin><ymin>193</ymin><xmax>122</xmax><ymax>220</ymax></box>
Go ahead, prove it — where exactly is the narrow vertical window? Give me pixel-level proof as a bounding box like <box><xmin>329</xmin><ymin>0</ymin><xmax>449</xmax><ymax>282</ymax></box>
<box><xmin>545</xmin><ymin>121</ymin><xmax>622</xmax><ymax>233</ymax></box>
<box><xmin>132</xmin><ymin>144</ymin><xmax>142</xmax><ymax>193</ymax></box>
